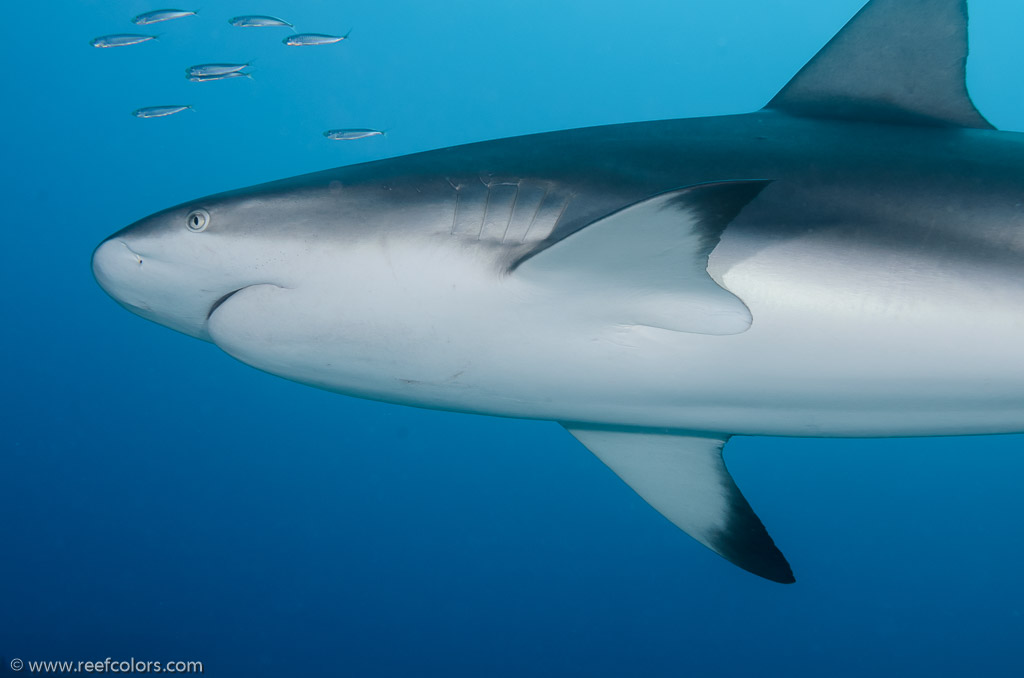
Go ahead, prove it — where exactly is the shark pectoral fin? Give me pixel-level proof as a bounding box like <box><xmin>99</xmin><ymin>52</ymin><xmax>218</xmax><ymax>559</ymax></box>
<box><xmin>563</xmin><ymin>425</ymin><xmax>794</xmax><ymax>584</ymax></box>
<box><xmin>514</xmin><ymin>181</ymin><xmax>769</xmax><ymax>336</ymax></box>
<box><xmin>766</xmin><ymin>0</ymin><xmax>993</xmax><ymax>129</ymax></box>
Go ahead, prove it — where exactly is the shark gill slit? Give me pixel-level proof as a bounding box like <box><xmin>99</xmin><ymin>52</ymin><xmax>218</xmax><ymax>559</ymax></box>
<box><xmin>479</xmin><ymin>183</ymin><xmax>493</xmax><ymax>239</ymax></box>
<box><xmin>501</xmin><ymin>182</ymin><xmax>521</xmax><ymax>244</ymax></box>
<box><xmin>521</xmin><ymin>186</ymin><xmax>548</xmax><ymax>243</ymax></box>
<box><xmin>552</xmin><ymin>194</ymin><xmax>572</xmax><ymax>234</ymax></box>
<box><xmin>449</xmin><ymin>185</ymin><xmax>460</xmax><ymax>236</ymax></box>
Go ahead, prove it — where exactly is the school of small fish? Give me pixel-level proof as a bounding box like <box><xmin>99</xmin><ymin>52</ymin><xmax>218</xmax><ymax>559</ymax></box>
<box><xmin>185</xmin><ymin>62</ymin><xmax>252</xmax><ymax>77</ymax></box>
<box><xmin>133</xmin><ymin>105</ymin><xmax>193</xmax><ymax>118</ymax></box>
<box><xmin>91</xmin><ymin>9</ymin><xmax>383</xmax><ymax>141</ymax></box>
<box><xmin>187</xmin><ymin>71</ymin><xmax>252</xmax><ymax>83</ymax></box>
<box><xmin>133</xmin><ymin>9</ymin><xmax>196</xmax><ymax>25</ymax></box>
<box><xmin>323</xmin><ymin>128</ymin><xmax>386</xmax><ymax>141</ymax></box>
<box><xmin>91</xmin><ymin>34</ymin><xmax>157</xmax><ymax>48</ymax></box>
<box><xmin>283</xmin><ymin>32</ymin><xmax>351</xmax><ymax>47</ymax></box>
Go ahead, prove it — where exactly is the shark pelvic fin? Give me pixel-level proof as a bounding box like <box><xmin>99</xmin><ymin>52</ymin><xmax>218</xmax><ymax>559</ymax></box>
<box><xmin>513</xmin><ymin>181</ymin><xmax>768</xmax><ymax>336</ymax></box>
<box><xmin>564</xmin><ymin>425</ymin><xmax>795</xmax><ymax>584</ymax></box>
<box><xmin>766</xmin><ymin>0</ymin><xmax>993</xmax><ymax>130</ymax></box>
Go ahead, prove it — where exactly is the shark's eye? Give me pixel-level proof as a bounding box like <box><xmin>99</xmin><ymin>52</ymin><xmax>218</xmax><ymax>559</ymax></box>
<box><xmin>186</xmin><ymin>209</ymin><xmax>210</xmax><ymax>233</ymax></box>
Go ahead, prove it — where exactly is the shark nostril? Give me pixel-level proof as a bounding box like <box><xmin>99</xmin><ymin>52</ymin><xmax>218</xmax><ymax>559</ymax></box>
<box><xmin>120</xmin><ymin>241</ymin><xmax>143</xmax><ymax>266</ymax></box>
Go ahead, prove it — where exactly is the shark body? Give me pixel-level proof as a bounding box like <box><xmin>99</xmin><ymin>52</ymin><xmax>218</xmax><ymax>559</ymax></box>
<box><xmin>92</xmin><ymin>0</ymin><xmax>1024</xmax><ymax>583</ymax></box>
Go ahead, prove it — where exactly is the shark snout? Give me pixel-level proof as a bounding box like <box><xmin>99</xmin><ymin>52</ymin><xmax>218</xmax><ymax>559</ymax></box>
<box><xmin>92</xmin><ymin>238</ymin><xmax>147</xmax><ymax>309</ymax></box>
<box><xmin>91</xmin><ymin>234</ymin><xmax>218</xmax><ymax>341</ymax></box>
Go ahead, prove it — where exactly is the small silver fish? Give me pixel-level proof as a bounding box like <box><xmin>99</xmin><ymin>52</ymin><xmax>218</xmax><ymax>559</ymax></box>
<box><xmin>187</xmin><ymin>71</ymin><xmax>252</xmax><ymax>82</ymax></box>
<box><xmin>133</xmin><ymin>105</ymin><xmax>193</xmax><ymax>118</ymax></box>
<box><xmin>90</xmin><ymin>34</ymin><xmax>158</xmax><ymax>48</ymax></box>
<box><xmin>186</xmin><ymin>62</ymin><xmax>252</xmax><ymax>77</ymax></box>
<box><xmin>132</xmin><ymin>9</ymin><xmax>196</xmax><ymax>25</ymax></box>
<box><xmin>228</xmin><ymin>15</ymin><xmax>292</xmax><ymax>28</ymax></box>
<box><xmin>283</xmin><ymin>32</ymin><xmax>350</xmax><ymax>46</ymax></box>
<box><xmin>323</xmin><ymin>128</ymin><xmax>385</xmax><ymax>141</ymax></box>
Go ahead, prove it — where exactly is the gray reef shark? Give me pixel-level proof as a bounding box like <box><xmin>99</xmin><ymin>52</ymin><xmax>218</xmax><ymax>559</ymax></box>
<box><xmin>92</xmin><ymin>0</ymin><xmax>1024</xmax><ymax>583</ymax></box>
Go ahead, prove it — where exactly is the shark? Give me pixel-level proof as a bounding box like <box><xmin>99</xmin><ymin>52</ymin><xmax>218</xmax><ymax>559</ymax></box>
<box><xmin>91</xmin><ymin>0</ymin><xmax>1024</xmax><ymax>583</ymax></box>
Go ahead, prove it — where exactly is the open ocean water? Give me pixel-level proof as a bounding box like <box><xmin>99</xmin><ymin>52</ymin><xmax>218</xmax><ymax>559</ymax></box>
<box><xmin>3</xmin><ymin>0</ymin><xmax>1024</xmax><ymax>676</ymax></box>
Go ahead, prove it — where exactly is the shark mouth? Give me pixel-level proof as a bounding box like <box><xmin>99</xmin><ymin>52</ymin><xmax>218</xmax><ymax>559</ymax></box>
<box><xmin>208</xmin><ymin>286</ymin><xmax>252</xmax><ymax>319</ymax></box>
<box><xmin>207</xmin><ymin>283</ymin><xmax>289</xmax><ymax>320</ymax></box>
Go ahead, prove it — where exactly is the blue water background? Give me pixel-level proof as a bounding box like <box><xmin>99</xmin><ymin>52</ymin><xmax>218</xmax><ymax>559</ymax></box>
<box><xmin>3</xmin><ymin>1</ymin><xmax>1024</xmax><ymax>675</ymax></box>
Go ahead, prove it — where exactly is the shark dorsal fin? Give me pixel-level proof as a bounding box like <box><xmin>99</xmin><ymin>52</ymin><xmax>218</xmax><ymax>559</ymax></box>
<box><xmin>765</xmin><ymin>0</ymin><xmax>993</xmax><ymax>130</ymax></box>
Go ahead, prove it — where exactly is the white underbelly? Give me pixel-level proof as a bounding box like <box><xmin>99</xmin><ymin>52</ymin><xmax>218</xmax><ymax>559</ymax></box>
<box><xmin>206</xmin><ymin>238</ymin><xmax>1024</xmax><ymax>438</ymax></box>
